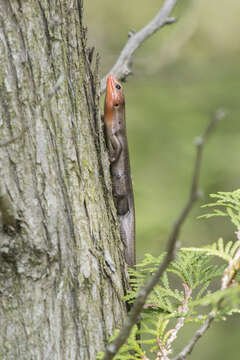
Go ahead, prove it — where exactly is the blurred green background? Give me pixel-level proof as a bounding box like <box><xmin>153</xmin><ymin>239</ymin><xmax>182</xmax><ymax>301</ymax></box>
<box><xmin>85</xmin><ymin>1</ymin><xmax>240</xmax><ymax>359</ymax></box>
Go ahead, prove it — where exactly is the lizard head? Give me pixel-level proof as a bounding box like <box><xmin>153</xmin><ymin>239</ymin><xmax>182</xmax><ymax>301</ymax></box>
<box><xmin>104</xmin><ymin>75</ymin><xmax>125</xmax><ymax>122</ymax></box>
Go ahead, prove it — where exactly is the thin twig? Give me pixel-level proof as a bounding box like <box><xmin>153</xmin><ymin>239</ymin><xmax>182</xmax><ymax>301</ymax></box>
<box><xmin>165</xmin><ymin>284</ymin><xmax>192</xmax><ymax>353</ymax></box>
<box><xmin>102</xmin><ymin>111</ymin><xmax>223</xmax><ymax>360</ymax></box>
<box><xmin>172</xmin><ymin>312</ymin><xmax>215</xmax><ymax>360</ymax></box>
<box><xmin>158</xmin><ymin>284</ymin><xmax>192</xmax><ymax>360</ymax></box>
<box><xmin>168</xmin><ymin>109</ymin><xmax>226</xmax><ymax>256</ymax></box>
<box><xmin>191</xmin><ymin>108</ymin><xmax>226</xmax><ymax>196</ymax></box>
<box><xmin>100</xmin><ymin>0</ymin><xmax>178</xmax><ymax>94</ymax></box>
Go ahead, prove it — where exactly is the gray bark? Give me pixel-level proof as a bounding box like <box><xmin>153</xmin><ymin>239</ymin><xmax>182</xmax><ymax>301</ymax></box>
<box><xmin>0</xmin><ymin>1</ymin><xmax>127</xmax><ymax>359</ymax></box>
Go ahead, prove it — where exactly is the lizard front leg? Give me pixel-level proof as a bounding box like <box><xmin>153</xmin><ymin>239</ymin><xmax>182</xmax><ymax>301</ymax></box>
<box><xmin>108</xmin><ymin>134</ymin><xmax>122</xmax><ymax>163</ymax></box>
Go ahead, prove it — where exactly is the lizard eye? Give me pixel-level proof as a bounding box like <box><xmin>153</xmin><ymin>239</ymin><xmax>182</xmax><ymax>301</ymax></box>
<box><xmin>114</xmin><ymin>103</ymin><xmax>119</xmax><ymax>107</ymax></box>
<box><xmin>115</xmin><ymin>84</ymin><xmax>121</xmax><ymax>90</ymax></box>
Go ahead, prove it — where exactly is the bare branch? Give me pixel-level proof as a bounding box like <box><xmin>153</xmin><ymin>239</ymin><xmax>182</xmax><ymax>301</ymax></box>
<box><xmin>166</xmin><ymin>109</ymin><xmax>226</xmax><ymax>260</ymax></box>
<box><xmin>158</xmin><ymin>283</ymin><xmax>192</xmax><ymax>360</ymax></box>
<box><xmin>191</xmin><ymin>108</ymin><xmax>226</xmax><ymax>196</ymax></box>
<box><xmin>100</xmin><ymin>0</ymin><xmax>179</xmax><ymax>94</ymax></box>
<box><xmin>102</xmin><ymin>111</ymin><xmax>222</xmax><ymax>360</ymax></box>
<box><xmin>173</xmin><ymin>312</ymin><xmax>215</xmax><ymax>360</ymax></box>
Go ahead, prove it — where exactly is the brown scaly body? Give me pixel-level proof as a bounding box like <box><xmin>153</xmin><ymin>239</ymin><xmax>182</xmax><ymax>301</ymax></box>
<box><xmin>104</xmin><ymin>75</ymin><xmax>135</xmax><ymax>267</ymax></box>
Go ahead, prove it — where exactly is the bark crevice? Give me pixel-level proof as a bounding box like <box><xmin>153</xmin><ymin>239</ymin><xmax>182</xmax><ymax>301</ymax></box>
<box><xmin>0</xmin><ymin>1</ymin><xmax>127</xmax><ymax>358</ymax></box>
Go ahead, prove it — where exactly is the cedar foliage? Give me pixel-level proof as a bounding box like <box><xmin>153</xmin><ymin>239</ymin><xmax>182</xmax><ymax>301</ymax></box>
<box><xmin>98</xmin><ymin>190</ymin><xmax>240</xmax><ymax>360</ymax></box>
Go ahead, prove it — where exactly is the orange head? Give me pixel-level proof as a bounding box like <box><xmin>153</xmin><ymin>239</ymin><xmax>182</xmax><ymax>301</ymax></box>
<box><xmin>104</xmin><ymin>75</ymin><xmax>125</xmax><ymax>124</ymax></box>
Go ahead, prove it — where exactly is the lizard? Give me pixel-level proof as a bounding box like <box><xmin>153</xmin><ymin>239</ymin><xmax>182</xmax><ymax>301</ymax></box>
<box><xmin>104</xmin><ymin>74</ymin><xmax>135</xmax><ymax>268</ymax></box>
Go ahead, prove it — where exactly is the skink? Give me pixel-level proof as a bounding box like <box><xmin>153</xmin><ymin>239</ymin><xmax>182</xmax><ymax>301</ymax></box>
<box><xmin>104</xmin><ymin>75</ymin><xmax>135</xmax><ymax>267</ymax></box>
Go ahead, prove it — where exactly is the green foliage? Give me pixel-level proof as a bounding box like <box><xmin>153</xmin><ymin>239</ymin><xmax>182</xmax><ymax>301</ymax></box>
<box><xmin>98</xmin><ymin>190</ymin><xmax>240</xmax><ymax>360</ymax></box>
<box><xmin>99</xmin><ymin>248</ymin><xmax>237</xmax><ymax>359</ymax></box>
<box><xmin>97</xmin><ymin>326</ymin><xmax>145</xmax><ymax>360</ymax></box>
<box><xmin>126</xmin><ymin>251</ymin><xmax>225</xmax><ymax>313</ymax></box>
<box><xmin>182</xmin><ymin>238</ymin><xmax>240</xmax><ymax>263</ymax></box>
<box><xmin>192</xmin><ymin>285</ymin><xmax>240</xmax><ymax>309</ymax></box>
<box><xmin>199</xmin><ymin>190</ymin><xmax>240</xmax><ymax>229</ymax></box>
<box><xmin>98</xmin><ymin>243</ymin><xmax>240</xmax><ymax>359</ymax></box>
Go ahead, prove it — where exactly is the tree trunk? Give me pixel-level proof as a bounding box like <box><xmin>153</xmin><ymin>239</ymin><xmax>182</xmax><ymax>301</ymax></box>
<box><xmin>0</xmin><ymin>1</ymin><xmax>128</xmax><ymax>359</ymax></box>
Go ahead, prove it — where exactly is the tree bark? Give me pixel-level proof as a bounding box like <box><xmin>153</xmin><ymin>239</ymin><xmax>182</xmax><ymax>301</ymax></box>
<box><xmin>0</xmin><ymin>1</ymin><xmax>127</xmax><ymax>359</ymax></box>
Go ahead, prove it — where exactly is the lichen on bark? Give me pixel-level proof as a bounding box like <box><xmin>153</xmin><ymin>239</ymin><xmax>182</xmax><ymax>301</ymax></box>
<box><xmin>0</xmin><ymin>0</ymin><xmax>128</xmax><ymax>358</ymax></box>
